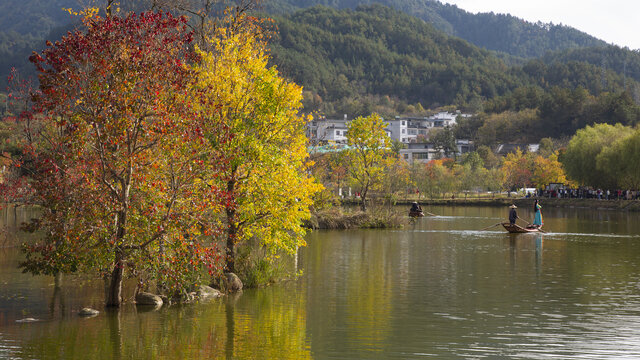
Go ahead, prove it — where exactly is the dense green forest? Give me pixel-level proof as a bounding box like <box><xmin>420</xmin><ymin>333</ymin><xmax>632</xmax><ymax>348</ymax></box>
<box><xmin>2</xmin><ymin>0</ymin><xmax>640</xmax><ymax>144</ymax></box>
<box><xmin>0</xmin><ymin>0</ymin><xmax>77</xmax><ymax>88</ymax></box>
<box><xmin>543</xmin><ymin>46</ymin><xmax>640</xmax><ymax>83</ymax></box>
<box><xmin>269</xmin><ymin>5</ymin><xmax>521</xmax><ymax>115</ymax></box>
<box><xmin>267</xmin><ymin>6</ymin><xmax>636</xmax><ymax>119</ymax></box>
<box><xmin>264</xmin><ymin>0</ymin><xmax>609</xmax><ymax>59</ymax></box>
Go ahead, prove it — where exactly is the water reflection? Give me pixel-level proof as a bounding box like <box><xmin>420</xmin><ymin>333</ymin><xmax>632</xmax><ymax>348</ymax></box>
<box><xmin>2</xmin><ymin>206</ymin><xmax>640</xmax><ymax>358</ymax></box>
<box><xmin>48</xmin><ymin>274</ymin><xmax>65</xmax><ymax>319</ymax></box>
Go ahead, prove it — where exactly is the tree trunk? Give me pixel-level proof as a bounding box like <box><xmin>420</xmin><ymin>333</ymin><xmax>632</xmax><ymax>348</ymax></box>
<box><xmin>106</xmin><ymin>250</ymin><xmax>124</xmax><ymax>307</ymax></box>
<box><xmin>360</xmin><ymin>184</ymin><xmax>368</xmax><ymax>212</ymax></box>
<box><xmin>225</xmin><ymin>179</ymin><xmax>237</xmax><ymax>273</ymax></box>
<box><xmin>106</xmin><ymin>204</ymin><xmax>127</xmax><ymax>307</ymax></box>
<box><xmin>360</xmin><ymin>196</ymin><xmax>367</xmax><ymax>212</ymax></box>
<box><xmin>225</xmin><ymin>213</ymin><xmax>237</xmax><ymax>273</ymax></box>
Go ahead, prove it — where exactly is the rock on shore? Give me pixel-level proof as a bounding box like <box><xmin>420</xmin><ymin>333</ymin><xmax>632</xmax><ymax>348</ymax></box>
<box><xmin>197</xmin><ymin>285</ymin><xmax>222</xmax><ymax>299</ymax></box>
<box><xmin>79</xmin><ymin>307</ymin><xmax>100</xmax><ymax>317</ymax></box>
<box><xmin>135</xmin><ymin>292</ymin><xmax>163</xmax><ymax>306</ymax></box>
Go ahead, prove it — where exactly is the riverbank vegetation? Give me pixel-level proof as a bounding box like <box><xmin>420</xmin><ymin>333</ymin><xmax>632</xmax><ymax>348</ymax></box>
<box><xmin>310</xmin><ymin>135</ymin><xmax>569</xmax><ymax>208</ymax></box>
<box><xmin>309</xmin><ymin>118</ymin><xmax>640</xmax><ymax>215</ymax></box>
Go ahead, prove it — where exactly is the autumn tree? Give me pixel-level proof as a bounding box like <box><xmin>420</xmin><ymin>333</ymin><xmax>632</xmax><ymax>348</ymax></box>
<box><xmin>346</xmin><ymin>113</ymin><xmax>391</xmax><ymax>211</ymax></box>
<box><xmin>25</xmin><ymin>12</ymin><xmax>225</xmax><ymax>306</ymax></box>
<box><xmin>191</xmin><ymin>14</ymin><xmax>321</xmax><ymax>274</ymax></box>
<box><xmin>414</xmin><ymin>159</ymin><xmax>456</xmax><ymax>199</ymax></box>
<box><xmin>501</xmin><ymin>148</ymin><xmax>571</xmax><ymax>190</ymax></box>
<box><xmin>501</xmin><ymin>149</ymin><xmax>535</xmax><ymax>190</ymax></box>
<box><xmin>381</xmin><ymin>156</ymin><xmax>411</xmax><ymax>203</ymax></box>
<box><xmin>309</xmin><ymin>150</ymin><xmax>350</xmax><ymax>206</ymax></box>
<box><xmin>531</xmin><ymin>154</ymin><xmax>570</xmax><ymax>188</ymax></box>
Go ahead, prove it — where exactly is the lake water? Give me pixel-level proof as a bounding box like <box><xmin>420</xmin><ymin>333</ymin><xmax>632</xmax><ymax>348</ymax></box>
<box><xmin>2</xmin><ymin>205</ymin><xmax>640</xmax><ymax>359</ymax></box>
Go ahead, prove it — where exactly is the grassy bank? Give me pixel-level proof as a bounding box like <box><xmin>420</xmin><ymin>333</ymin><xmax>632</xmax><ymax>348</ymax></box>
<box><xmin>305</xmin><ymin>206</ymin><xmax>405</xmax><ymax>230</ymax></box>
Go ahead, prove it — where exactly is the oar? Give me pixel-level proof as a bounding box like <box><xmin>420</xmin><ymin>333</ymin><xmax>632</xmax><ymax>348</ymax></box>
<box><xmin>479</xmin><ymin>222</ymin><xmax>502</xmax><ymax>231</ymax></box>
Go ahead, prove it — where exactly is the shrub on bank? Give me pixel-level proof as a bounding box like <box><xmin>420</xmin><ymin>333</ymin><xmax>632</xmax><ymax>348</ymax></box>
<box><xmin>305</xmin><ymin>206</ymin><xmax>405</xmax><ymax>229</ymax></box>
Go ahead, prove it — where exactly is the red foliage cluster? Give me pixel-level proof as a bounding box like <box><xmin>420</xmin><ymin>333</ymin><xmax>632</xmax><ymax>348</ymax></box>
<box><xmin>8</xmin><ymin>11</ymin><xmax>232</xmax><ymax>304</ymax></box>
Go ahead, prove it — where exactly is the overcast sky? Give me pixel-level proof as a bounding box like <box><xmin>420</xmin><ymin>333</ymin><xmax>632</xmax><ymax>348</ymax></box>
<box><xmin>441</xmin><ymin>0</ymin><xmax>640</xmax><ymax>50</ymax></box>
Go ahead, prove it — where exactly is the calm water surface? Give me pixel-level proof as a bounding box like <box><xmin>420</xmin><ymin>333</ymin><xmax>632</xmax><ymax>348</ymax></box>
<box><xmin>2</xmin><ymin>205</ymin><xmax>640</xmax><ymax>359</ymax></box>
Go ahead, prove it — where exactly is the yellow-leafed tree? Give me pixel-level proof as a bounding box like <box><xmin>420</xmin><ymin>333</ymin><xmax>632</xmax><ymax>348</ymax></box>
<box><xmin>346</xmin><ymin>114</ymin><xmax>391</xmax><ymax>211</ymax></box>
<box><xmin>192</xmin><ymin>16</ymin><xmax>322</xmax><ymax>273</ymax></box>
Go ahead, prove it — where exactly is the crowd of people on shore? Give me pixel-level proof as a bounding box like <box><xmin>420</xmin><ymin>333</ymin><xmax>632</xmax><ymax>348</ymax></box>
<box><xmin>528</xmin><ymin>188</ymin><xmax>640</xmax><ymax>200</ymax></box>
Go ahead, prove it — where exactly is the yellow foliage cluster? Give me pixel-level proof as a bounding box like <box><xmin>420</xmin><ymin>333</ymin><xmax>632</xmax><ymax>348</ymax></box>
<box><xmin>190</xmin><ymin>14</ymin><xmax>322</xmax><ymax>258</ymax></box>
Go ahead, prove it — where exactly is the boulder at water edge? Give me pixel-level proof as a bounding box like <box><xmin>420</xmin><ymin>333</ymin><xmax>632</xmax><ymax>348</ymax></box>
<box><xmin>79</xmin><ymin>307</ymin><xmax>99</xmax><ymax>317</ymax></box>
<box><xmin>197</xmin><ymin>285</ymin><xmax>222</xmax><ymax>299</ymax></box>
<box><xmin>224</xmin><ymin>273</ymin><xmax>243</xmax><ymax>292</ymax></box>
<box><xmin>135</xmin><ymin>292</ymin><xmax>163</xmax><ymax>306</ymax></box>
<box><xmin>15</xmin><ymin>318</ymin><xmax>39</xmax><ymax>323</ymax></box>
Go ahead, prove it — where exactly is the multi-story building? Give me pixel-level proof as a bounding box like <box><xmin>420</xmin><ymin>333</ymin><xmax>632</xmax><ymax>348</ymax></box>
<box><xmin>306</xmin><ymin>115</ymin><xmax>350</xmax><ymax>144</ymax></box>
<box><xmin>307</xmin><ymin>111</ymin><xmax>465</xmax><ymax>145</ymax></box>
<box><xmin>399</xmin><ymin>140</ymin><xmax>474</xmax><ymax>163</ymax></box>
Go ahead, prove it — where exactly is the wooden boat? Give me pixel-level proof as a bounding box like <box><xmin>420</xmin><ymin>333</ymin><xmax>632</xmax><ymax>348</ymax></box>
<box><xmin>409</xmin><ymin>209</ymin><xmax>425</xmax><ymax>217</ymax></box>
<box><xmin>501</xmin><ymin>222</ymin><xmax>541</xmax><ymax>233</ymax></box>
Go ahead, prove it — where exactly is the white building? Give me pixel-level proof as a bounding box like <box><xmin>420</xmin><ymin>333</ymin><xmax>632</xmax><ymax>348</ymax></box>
<box><xmin>392</xmin><ymin>112</ymin><xmax>461</xmax><ymax>144</ymax></box>
<box><xmin>399</xmin><ymin>140</ymin><xmax>475</xmax><ymax>164</ymax></box>
<box><xmin>306</xmin><ymin>115</ymin><xmax>350</xmax><ymax>144</ymax></box>
<box><xmin>399</xmin><ymin>143</ymin><xmax>439</xmax><ymax>163</ymax></box>
<box><xmin>306</xmin><ymin>111</ymin><xmax>466</xmax><ymax>145</ymax></box>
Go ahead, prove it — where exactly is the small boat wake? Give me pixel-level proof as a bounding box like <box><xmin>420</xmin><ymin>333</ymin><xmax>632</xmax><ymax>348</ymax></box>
<box><xmin>405</xmin><ymin>229</ymin><xmax>640</xmax><ymax>239</ymax></box>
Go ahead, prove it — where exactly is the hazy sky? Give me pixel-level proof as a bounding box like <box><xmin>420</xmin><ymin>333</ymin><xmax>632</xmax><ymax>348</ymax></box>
<box><xmin>442</xmin><ymin>0</ymin><xmax>640</xmax><ymax>50</ymax></box>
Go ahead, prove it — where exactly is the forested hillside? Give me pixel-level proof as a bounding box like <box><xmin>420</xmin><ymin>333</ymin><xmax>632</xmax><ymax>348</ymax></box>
<box><xmin>268</xmin><ymin>5</ymin><xmax>633</xmax><ymax>118</ymax></box>
<box><xmin>264</xmin><ymin>0</ymin><xmax>609</xmax><ymax>59</ymax></box>
<box><xmin>0</xmin><ymin>0</ymin><xmax>77</xmax><ymax>87</ymax></box>
<box><xmin>543</xmin><ymin>46</ymin><xmax>640</xmax><ymax>84</ymax></box>
<box><xmin>269</xmin><ymin>5</ymin><xmax>520</xmax><ymax>115</ymax></box>
<box><xmin>2</xmin><ymin>0</ymin><xmax>640</xmax><ymax>143</ymax></box>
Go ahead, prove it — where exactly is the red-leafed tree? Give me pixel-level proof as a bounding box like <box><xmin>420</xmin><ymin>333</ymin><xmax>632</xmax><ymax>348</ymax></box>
<box><xmin>24</xmin><ymin>11</ymin><xmax>227</xmax><ymax>306</ymax></box>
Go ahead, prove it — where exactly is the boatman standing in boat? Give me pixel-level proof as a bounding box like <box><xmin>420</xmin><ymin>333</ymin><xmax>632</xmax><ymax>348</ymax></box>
<box><xmin>508</xmin><ymin>204</ymin><xmax>518</xmax><ymax>225</ymax></box>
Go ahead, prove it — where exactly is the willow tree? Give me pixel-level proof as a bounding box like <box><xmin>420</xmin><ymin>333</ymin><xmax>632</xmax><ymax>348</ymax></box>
<box><xmin>561</xmin><ymin>123</ymin><xmax>632</xmax><ymax>188</ymax></box>
<box><xmin>192</xmin><ymin>15</ymin><xmax>321</xmax><ymax>274</ymax></box>
<box><xmin>25</xmin><ymin>12</ymin><xmax>225</xmax><ymax>307</ymax></box>
<box><xmin>596</xmin><ymin>128</ymin><xmax>640</xmax><ymax>189</ymax></box>
<box><xmin>346</xmin><ymin>113</ymin><xmax>391</xmax><ymax>211</ymax></box>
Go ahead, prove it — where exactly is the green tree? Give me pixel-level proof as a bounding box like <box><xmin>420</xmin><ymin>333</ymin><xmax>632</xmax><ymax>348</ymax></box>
<box><xmin>476</xmin><ymin>145</ymin><xmax>500</xmax><ymax>169</ymax></box>
<box><xmin>596</xmin><ymin>128</ymin><xmax>640</xmax><ymax>189</ymax></box>
<box><xmin>561</xmin><ymin>123</ymin><xmax>632</xmax><ymax>188</ymax></box>
<box><xmin>346</xmin><ymin>113</ymin><xmax>391</xmax><ymax>211</ymax></box>
<box><xmin>431</xmin><ymin>127</ymin><xmax>457</xmax><ymax>159</ymax></box>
